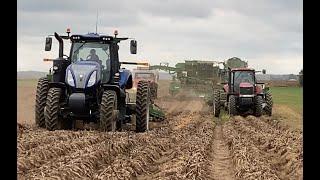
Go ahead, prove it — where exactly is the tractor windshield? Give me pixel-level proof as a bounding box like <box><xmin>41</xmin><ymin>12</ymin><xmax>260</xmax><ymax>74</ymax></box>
<box><xmin>71</xmin><ymin>42</ymin><xmax>111</xmax><ymax>82</ymax></box>
<box><xmin>233</xmin><ymin>71</ymin><xmax>254</xmax><ymax>85</ymax></box>
<box><xmin>71</xmin><ymin>42</ymin><xmax>110</xmax><ymax>69</ymax></box>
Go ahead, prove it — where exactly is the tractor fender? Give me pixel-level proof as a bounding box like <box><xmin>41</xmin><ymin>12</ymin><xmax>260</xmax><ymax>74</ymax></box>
<box><xmin>49</xmin><ymin>82</ymin><xmax>66</xmax><ymax>89</ymax></box>
<box><xmin>119</xmin><ymin>69</ymin><xmax>133</xmax><ymax>89</ymax></box>
<box><xmin>102</xmin><ymin>84</ymin><xmax>126</xmax><ymax>98</ymax></box>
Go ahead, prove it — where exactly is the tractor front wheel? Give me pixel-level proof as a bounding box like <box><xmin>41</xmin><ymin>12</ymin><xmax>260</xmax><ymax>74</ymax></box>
<box><xmin>35</xmin><ymin>77</ymin><xmax>49</xmax><ymax>128</ymax></box>
<box><xmin>100</xmin><ymin>90</ymin><xmax>118</xmax><ymax>132</ymax></box>
<box><xmin>45</xmin><ymin>88</ymin><xmax>64</xmax><ymax>131</ymax></box>
<box><xmin>136</xmin><ymin>80</ymin><xmax>150</xmax><ymax>132</ymax></box>
<box><xmin>254</xmin><ymin>96</ymin><xmax>263</xmax><ymax>117</ymax></box>
<box><xmin>228</xmin><ymin>95</ymin><xmax>237</xmax><ymax>116</ymax></box>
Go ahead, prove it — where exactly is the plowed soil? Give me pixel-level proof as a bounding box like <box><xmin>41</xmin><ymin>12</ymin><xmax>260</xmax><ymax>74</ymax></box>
<box><xmin>17</xmin><ymin>80</ymin><xmax>303</xmax><ymax>179</ymax></box>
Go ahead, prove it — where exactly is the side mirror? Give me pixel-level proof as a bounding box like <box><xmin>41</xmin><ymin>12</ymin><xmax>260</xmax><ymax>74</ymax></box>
<box><xmin>130</xmin><ymin>40</ymin><xmax>137</xmax><ymax>54</ymax></box>
<box><xmin>45</xmin><ymin>37</ymin><xmax>52</xmax><ymax>51</ymax></box>
<box><xmin>262</xmin><ymin>69</ymin><xmax>266</xmax><ymax>74</ymax></box>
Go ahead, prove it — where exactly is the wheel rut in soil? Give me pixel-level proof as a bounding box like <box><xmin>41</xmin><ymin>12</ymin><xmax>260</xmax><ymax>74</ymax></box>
<box><xmin>209</xmin><ymin>122</ymin><xmax>235</xmax><ymax>180</ymax></box>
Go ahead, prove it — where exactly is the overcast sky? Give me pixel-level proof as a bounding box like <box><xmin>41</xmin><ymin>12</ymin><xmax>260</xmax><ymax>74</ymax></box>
<box><xmin>17</xmin><ymin>0</ymin><xmax>302</xmax><ymax>74</ymax></box>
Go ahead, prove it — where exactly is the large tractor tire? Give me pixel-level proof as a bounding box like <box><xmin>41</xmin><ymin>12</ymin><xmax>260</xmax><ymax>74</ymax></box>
<box><xmin>100</xmin><ymin>90</ymin><xmax>118</xmax><ymax>132</ymax></box>
<box><xmin>213</xmin><ymin>90</ymin><xmax>221</xmax><ymax>117</ymax></box>
<box><xmin>35</xmin><ymin>77</ymin><xmax>49</xmax><ymax>128</ymax></box>
<box><xmin>254</xmin><ymin>96</ymin><xmax>263</xmax><ymax>117</ymax></box>
<box><xmin>45</xmin><ymin>88</ymin><xmax>64</xmax><ymax>131</ymax></box>
<box><xmin>228</xmin><ymin>95</ymin><xmax>237</xmax><ymax>116</ymax></box>
<box><xmin>136</xmin><ymin>80</ymin><xmax>150</xmax><ymax>133</ymax></box>
<box><xmin>265</xmin><ymin>91</ymin><xmax>273</xmax><ymax>116</ymax></box>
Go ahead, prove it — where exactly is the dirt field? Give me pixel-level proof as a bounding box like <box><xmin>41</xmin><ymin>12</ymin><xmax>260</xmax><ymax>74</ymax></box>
<box><xmin>17</xmin><ymin>80</ymin><xmax>37</xmax><ymax>125</ymax></box>
<box><xmin>17</xmin><ymin>79</ymin><xmax>303</xmax><ymax>179</ymax></box>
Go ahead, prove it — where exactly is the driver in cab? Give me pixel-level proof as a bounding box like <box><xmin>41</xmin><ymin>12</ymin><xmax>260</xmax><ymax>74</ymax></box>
<box><xmin>87</xmin><ymin>49</ymin><xmax>102</xmax><ymax>65</ymax></box>
<box><xmin>240</xmin><ymin>73</ymin><xmax>252</xmax><ymax>83</ymax></box>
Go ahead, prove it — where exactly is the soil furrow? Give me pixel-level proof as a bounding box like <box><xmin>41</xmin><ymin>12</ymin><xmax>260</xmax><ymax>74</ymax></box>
<box><xmin>209</xmin><ymin>124</ymin><xmax>235</xmax><ymax>180</ymax></box>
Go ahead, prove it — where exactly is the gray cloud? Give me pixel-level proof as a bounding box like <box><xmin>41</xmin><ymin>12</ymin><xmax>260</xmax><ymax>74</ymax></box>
<box><xmin>18</xmin><ymin>0</ymin><xmax>214</xmax><ymax>18</ymax></box>
<box><xmin>17</xmin><ymin>0</ymin><xmax>302</xmax><ymax>74</ymax></box>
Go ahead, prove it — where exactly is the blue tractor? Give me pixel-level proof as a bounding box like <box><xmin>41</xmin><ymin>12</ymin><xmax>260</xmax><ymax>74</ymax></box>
<box><xmin>35</xmin><ymin>29</ymin><xmax>153</xmax><ymax>132</ymax></box>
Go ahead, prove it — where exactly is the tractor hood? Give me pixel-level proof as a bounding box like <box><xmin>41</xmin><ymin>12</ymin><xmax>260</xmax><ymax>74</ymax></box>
<box><xmin>239</xmin><ymin>82</ymin><xmax>253</xmax><ymax>88</ymax></box>
<box><xmin>239</xmin><ymin>82</ymin><xmax>254</xmax><ymax>95</ymax></box>
<box><xmin>65</xmin><ymin>61</ymin><xmax>101</xmax><ymax>88</ymax></box>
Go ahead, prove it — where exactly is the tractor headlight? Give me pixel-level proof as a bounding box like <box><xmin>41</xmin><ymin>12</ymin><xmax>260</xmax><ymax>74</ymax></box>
<box><xmin>67</xmin><ymin>70</ymin><xmax>75</xmax><ymax>87</ymax></box>
<box><xmin>87</xmin><ymin>71</ymin><xmax>97</xmax><ymax>87</ymax></box>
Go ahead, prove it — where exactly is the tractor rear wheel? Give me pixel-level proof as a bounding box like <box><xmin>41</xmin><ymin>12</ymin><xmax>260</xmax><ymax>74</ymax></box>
<box><xmin>45</xmin><ymin>88</ymin><xmax>63</xmax><ymax>131</ymax></box>
<box><xmin>265</xmin><ymin>91</ymin><xmax>273</xmax><ymax>116</ymax></box>
<box><xmin>254</xmin><ymin>96</ymin><xmax>263</xmax><ymax>117</ymax></box>
<box><xmin>35</xmin><ymin>77</ymin><xmax>49</xmax><ymax>128</ymax></box>
<box><xmin>228</xmin><ymin>95</ymin><xmax>237</xmax><ymax>116</ymax></box>
<box><xmin>213</xmin><ymin>90</ymin><xmax>220</xmax><ymax>117</ymax></box>
<box><xmin>100</xmin><ymin>90</ymin><xmax>118</xmax><ymax>132</ymax></box>
<box><xmin>136</xmin><ymin>80</ymin><xmax>150</xmax><ymax>132</ymax></box>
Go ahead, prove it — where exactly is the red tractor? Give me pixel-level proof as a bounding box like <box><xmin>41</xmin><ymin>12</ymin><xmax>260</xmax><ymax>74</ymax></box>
<box><xmin>213</xmin><ymin>68</ymin><xmax>273</xmax><ymax>117</ymax></box>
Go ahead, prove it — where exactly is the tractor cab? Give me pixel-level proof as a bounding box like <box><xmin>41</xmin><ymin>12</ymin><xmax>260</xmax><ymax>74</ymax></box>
<box><xmin>223</xmin><ymin>68</ymin><xmax>267</xmax><ymax>97</ymax></box>
<box><xmin>44</xmin><ymin>32</ymin><xmax>136</xmax><ymax>90</ymax></box>
<box><xmin>226</xmin><ymin>68</ymin><xmax>256</xmax><ymax>97</ymax></box>
<box><xmin>69</xmin><ymin>35</ymin><xmax>111</xmax><ymax>85</ymax></box>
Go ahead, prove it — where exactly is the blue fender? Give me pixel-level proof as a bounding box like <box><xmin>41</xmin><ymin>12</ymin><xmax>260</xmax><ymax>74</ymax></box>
<box><xmin>119</xmin><ymin>69</ymin><xmax>133</xmax><ymax>89</ymax></box>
